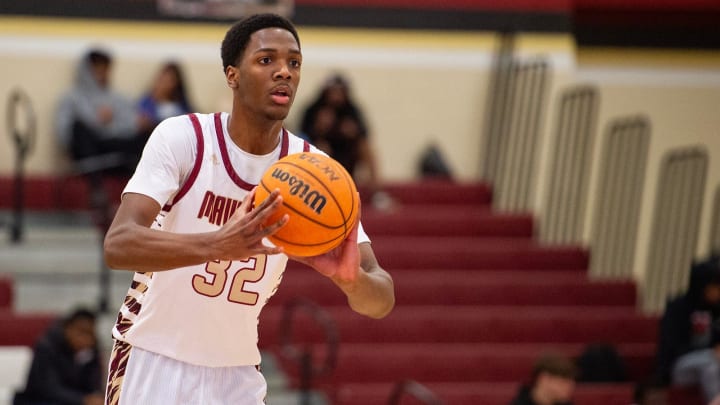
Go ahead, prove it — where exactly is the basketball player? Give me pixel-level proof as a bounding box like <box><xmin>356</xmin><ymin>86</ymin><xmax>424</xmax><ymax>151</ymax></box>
<box><xmin>102</xmin><ymin>14</ymin><xmax>395</xmax><ymax>404</ymax></box>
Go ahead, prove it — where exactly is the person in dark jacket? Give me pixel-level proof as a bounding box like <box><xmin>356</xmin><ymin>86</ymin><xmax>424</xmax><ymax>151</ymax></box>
<box><xmin>509</xmin><ymin>353</ymin><xmax>576</xmax><ymax>405</ymax></box>
<box><xmin>655</xmin><ymin>255</ymin><xmax>720</xmax><ymax>403</ymax></box>
<box><xmin>300</xmin><ymin>74</ymin><xmax>380</xmax><ymax>189</ymax></box>
<box><xmin>14</xmin><ymin>309</ymin><xmax>103</xmax><ymax>405</ymax></box>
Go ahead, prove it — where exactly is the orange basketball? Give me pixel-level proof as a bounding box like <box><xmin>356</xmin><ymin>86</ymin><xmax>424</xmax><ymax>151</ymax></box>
<box><xmin>255</xmin><ymin>152</ymin><xmax>359</xmax><ymax>257</ymax></box>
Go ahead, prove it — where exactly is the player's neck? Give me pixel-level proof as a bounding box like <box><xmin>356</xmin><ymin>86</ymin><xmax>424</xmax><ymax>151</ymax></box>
<box><xmin>226</xmin><ymin>111</ymin><xmax>283</xmax><ymax>155</ymax></box>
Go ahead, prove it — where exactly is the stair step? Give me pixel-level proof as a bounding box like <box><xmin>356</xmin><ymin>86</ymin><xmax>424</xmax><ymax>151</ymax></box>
<box><xmin>258</xmin><ymin>305</ymin><xmax>658</xmax><ymax>345</ymax></box>
<box><xmin>0</xmin><ymin>310</ymin><xmax>57</xmax><ymax>347</ymax></box>
<box><xmin>361</xmin><ymin>206</ymin><xmax>533</xmax><ymax>237</ymax></box>
<box><xmin>361</xmin><ymin>181</ymin><xmax>492</xmax><ymax>206</ymax></box>
<box><xmin>271</xmin><ymin>269</ymin><xmax>637</xmax><ymax>307</ymax></box>
<box><xmin>274</xmin><ymin>343</ymin><xmax>654</xmax><ymax>385</ymax></box>
<box><xmin>0</xmin><ymin>176</ymin><xmax>126</xmax><ymax>211</ymax></box>
<box><xmin>334</xmin><ymin>382</ymin><xmax>636</xmax><ymax>405</ymax></box>
<box><xmin>0</xmin><ymin>277</ymin><xmax>12</xmax><ymax>309</ymax></box>
<box><xmin>287</xmin><ymin>237</ymin><xmax>589</xmax><ymax>271</ymax></box>
<box><xmin>338</xmin><ymin>237</ymin><xmax>587</xmax><ymax>270</ymax></box>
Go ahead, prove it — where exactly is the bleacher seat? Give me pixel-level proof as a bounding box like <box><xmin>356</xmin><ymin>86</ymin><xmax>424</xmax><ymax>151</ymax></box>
<box><xmin>260</xmin><ymin>181</ymin><xmax>665</xmax><ymax>405</ymax></box>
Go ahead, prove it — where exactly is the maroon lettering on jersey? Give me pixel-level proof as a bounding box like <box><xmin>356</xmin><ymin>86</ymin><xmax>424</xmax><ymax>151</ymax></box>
<box><xmin>197</xmin><ymin>190</ymin><xmax>242</xmax><ymax>226</ymax></box>
<box><xmin>210</xmin><ymin>196</ymin><xmax>227</xmax><ymax>225</ymax></box>
<box><xmin>197</xmin><ymin>191</ymin><xmax>216</xmax><ymax>219</ymax></box>
<box><xmin>223</xmin><ymin>198</ymin><xmax>240</xmax><ymax>226</ymax></box>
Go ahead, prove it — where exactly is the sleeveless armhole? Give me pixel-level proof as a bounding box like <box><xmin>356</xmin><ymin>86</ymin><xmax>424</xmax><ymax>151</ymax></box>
<box><xmin>162</xmin><ymin>113</ymin><xmax>205</xmax><ymax>212</ymax></box>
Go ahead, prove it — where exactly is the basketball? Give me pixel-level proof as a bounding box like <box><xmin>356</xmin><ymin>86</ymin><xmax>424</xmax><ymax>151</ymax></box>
<box><xmin>255</xmin><ymin>152</ymin><xmax>360</xmax><ymax>257</ymax></box>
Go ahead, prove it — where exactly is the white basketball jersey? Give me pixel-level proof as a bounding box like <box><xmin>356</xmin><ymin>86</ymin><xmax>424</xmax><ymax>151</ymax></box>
<box><xmin>112</xmin><ymin>112</ymin><xmax>325</xmax><ymax>367</ymax></box>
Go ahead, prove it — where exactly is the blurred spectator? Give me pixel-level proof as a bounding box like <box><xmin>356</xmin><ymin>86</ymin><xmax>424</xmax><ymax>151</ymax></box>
<box><xmin>137</xmin><ymin>61</ymin><xmax>193</xmax><ymax>129</ymax></box>
<box><xmin>655</xmin><ymin>255</ymin><xmax>720</xmax><ymax>403</ymax></box>
<box><xmin>575</xmin><ymin>342</ymin><xmax>627</xmax><ymax>383</ymax></box>
<box><xmin>418</xmin><ymin>141</ymin><xmax>454</xmax><ymax>180</ymax></box>
<box><xmin>55</xmin><ymin>48</ymin><xmax>152</xmax><ymax>175</ymax></box>
<box><xmin>509</xmin><ymin>352</ymin><xmax>576</xmax><ymax>405</ymax></box>
<box><xmin>14</xmin><ymin>308</ymin><xmax>103</xmax><ymax>405</ymax></box>
<box><xmin>632</xmin><ymin>378</ymin><xmax>667</xmax><ymax>405</ymax></box>
<box><xmin>300</xmin><ymin>74</ymin><xmax>380</xmax><ymax>191</ymax></box>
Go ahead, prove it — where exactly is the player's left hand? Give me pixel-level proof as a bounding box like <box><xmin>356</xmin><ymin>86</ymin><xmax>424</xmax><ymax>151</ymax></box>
<box><xmin>289</xmin><ymin>218</ymin><xmax>361</xmax><ymax>284</ymax></box>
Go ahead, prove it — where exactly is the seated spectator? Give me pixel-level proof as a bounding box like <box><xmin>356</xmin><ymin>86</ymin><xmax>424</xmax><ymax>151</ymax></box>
<box><xmin>655</xmin><ymin>255</ymin><xmax>720</xmax><ymax>404</ymax></box>
<box><xmin>632</xmin><ymin>378</ymin><xmax>667</xmax><ymax>405</ymax></box>
<box><xmin>300</xmin><ymin>74</ymin><xmax>380</xmax><ymax>191</ymax></box>
<box><xmin>509</xmin><ymin>352</ymin><xmax>576</xmax><ymax>405</ymax></box>
<box><xmin>137</xmin><ymin>61</ymin><xmax>193</xmax><ymax>129</ymax></box>
<box><xmin>14</xmin><ymin>308</ymin><xmax>103</xmax><ymax>405</ymax></box>
<box><xmin>55</xmin><ymin>48</ymin><xmax>152</xmax><ymax>176</ymax></box>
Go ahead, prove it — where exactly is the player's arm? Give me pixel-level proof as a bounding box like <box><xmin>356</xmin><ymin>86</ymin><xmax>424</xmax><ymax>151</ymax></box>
<box><xmin>335</xmin><ymin>242</ymin><xmax>395</xmax><ymax>319</ymax></box>
<box><xmin>292</xmin><ymin>223</ymin><xmax>395</xmax><ymax>319</ymax></box>
<box><xmin>103</xmin><ymin>189</ymin><xmax>288</xmax><ymax>272</ymax></box>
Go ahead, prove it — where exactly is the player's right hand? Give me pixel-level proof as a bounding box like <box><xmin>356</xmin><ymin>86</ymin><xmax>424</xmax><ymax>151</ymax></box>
<box><xmin>212</xmin><ymin>188</ymin><xmax>288</xmax><ymax>260</ymax></box>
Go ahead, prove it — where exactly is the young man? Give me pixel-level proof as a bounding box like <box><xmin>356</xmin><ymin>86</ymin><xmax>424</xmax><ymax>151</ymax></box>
<box><xmin>102</xmin><ymin>13</ymin><xmax>394</xmax><ymax>405</ymax></box>
<box><xmin>15</xmin><ymin>309</ymin><xmax>103</xmax><ymax>405</ymax></box>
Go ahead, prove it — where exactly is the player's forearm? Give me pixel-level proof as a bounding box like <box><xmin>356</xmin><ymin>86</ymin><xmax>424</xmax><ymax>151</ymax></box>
<box><xmin>104</xmin><ymin>223</ymin><xmax>218</xmax><ymax>272</ymax></box>
<box><xmin>333</xmin><ymin>267</ymin><xmax>395</xmax><ymax>319</ymax></box>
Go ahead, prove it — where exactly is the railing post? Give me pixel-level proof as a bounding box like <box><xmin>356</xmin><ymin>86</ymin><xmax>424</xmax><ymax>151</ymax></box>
<box><xmin>278</xmin><ymin>298</ymin><xmax>339</xmax><ymax>405</ymax></box>
<box><xmin>5</xmin><ymin>88</ymin><xmax>36</xmax><ymax>244</ymax></box>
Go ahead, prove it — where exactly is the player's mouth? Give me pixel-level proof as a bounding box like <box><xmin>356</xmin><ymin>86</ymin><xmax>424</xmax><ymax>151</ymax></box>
<box><xmin>270</xmin><ymin>86</ymin><xmax>292</xmax><ymax>105</ymax></box>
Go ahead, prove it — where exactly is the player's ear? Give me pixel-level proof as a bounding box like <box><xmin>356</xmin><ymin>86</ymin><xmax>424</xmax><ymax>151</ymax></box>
<box><xmin>225</xmin><ymin>65</ymin><xmax>239</xmax><ymax>89</ymax></box>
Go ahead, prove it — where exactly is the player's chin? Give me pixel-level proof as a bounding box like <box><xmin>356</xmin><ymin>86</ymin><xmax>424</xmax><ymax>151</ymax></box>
<box><xmin>264</xmin><ymin>106</ymin><xmax>292</xmax><ymax>121</ymax></box>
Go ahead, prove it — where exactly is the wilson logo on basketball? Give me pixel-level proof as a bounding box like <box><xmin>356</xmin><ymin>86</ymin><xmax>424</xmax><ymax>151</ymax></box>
<box><xmin>270</xmin><ymin>168</ymin><xmax>327</xmax><ymax>214</ymax></box>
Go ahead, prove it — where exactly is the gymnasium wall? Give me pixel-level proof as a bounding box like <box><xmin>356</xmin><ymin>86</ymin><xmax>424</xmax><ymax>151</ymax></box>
<box><xmin>2</xmin><ymin>16</ymin><xmax>720</xmax><ymax>285</ymax></box>
<box><xmin>0</xmin><ymin>17</ymin><xmax>575</xmax><ymax>181</ymax></box>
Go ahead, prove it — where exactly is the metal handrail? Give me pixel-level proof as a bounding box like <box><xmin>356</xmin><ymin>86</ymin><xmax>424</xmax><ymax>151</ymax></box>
<box><xmin>5</xmin><ymin>88</ymin><xmax>36</xmax><ymax>244</ymax></box>
<box><xmin>278</xmin><ymin>297</ymin><xmax>339</xmax><ymax>405</ymax></box>
<box><xmin>388</xmin><ymin>380</ymin><xmax>444</xmax><ymax>405</ymax></box>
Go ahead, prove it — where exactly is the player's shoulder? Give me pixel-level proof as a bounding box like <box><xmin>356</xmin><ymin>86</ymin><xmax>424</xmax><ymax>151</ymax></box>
<box><xmin>153</xmin><ymin>113</ymin><xmax>216</xmax><ymax>138</ymax></box>
<box><xmin>155</xmin><ymin>114</ymin><xmax>194</xmax><ymax>132</ymax></box>
<box><xmin>145</xmin><ymin>114</ymin><xmax>203</xmax><ymax>152</ymax></box>
<box><xmin>285</xmin><ymin>129</ymin><xmax>327</xmax><ymax>156</ymax></box>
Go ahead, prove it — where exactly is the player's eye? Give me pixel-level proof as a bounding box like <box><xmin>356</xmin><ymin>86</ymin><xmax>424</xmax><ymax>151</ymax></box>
<box><xmin>259</xmin><ymin>57</ymin><xmax>272</xmax><ymax>64</ymax></box>
<box><xmin>290</xmin><ymin>59</ymin><xmax>301</xmax><ymax>68</ymax></box>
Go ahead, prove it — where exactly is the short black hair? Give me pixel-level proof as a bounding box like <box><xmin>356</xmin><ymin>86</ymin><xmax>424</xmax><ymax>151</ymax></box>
<box><xmin>87</xmin><ymin>48</ymin><xmax>112</xmax><ymax>66</ymax></box>
<box><xmin>220</xmin><ymin>13</ymin><xmax>300</xmax><ymax>73</ymax></box>
<box><xmin>63</xmin><ymin>308</ymin><xmax>96</xmax><ymax>327</ymax></box>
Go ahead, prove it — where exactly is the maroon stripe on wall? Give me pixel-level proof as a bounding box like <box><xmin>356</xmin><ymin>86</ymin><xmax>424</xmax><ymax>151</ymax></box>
<box><xmin>295</xmin><ymin>0</ymin><xmax>570</xmax><ymax>12</ymax></box>
<box><xmin>575</xmin><ymin>0</ymin><xmax>720</xmax><ymax>11</ymax></box>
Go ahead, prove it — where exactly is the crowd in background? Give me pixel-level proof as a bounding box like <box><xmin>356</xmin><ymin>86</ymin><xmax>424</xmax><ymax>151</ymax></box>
<box><xmin>55</xmin><ymin>48</ymin><xmax>194</xmax><ymax>178</ymax></box>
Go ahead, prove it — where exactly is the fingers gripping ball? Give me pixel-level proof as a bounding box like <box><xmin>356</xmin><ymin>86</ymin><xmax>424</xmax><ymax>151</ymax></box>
<box><xmin>255</xmin><ymin>152</ymin><xmax>359</xmax><ymax>257</ymax></box>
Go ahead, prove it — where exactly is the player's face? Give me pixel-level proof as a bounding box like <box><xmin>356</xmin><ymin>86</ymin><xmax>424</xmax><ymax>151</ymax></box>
<box><xmin>231</xmin><ymin>27</ymin><xmax>302</xmax><ymax>121</ymax></box>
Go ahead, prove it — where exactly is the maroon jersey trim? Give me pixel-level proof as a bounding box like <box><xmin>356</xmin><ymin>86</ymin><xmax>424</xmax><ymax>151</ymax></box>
<box><xmin>214</xmin><ymin>112</ymin><xmax>290</xmax><ymax>191</ymax></box>
<box><xmin>162</xmin><ymin>113</ymin><xmax>205</xmax><ymax>211</ymax></box>
<box><xmin>303</xmin><ymin>140</ymin><xmax>310</xmax><ymax>152</ymax></box>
